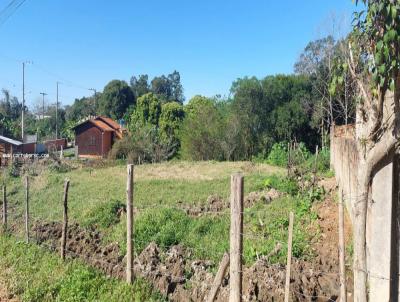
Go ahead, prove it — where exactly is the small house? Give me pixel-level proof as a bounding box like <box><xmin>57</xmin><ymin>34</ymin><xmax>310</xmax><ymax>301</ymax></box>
<box><xmin>0</xmin><ymin>135</ymin><xmax>23</xmax><ymax>166</ymax></box>
<box><xmin>73</xmin><ymin>116</ymin><xmax>126</xmax><ymax>158</ymax></box>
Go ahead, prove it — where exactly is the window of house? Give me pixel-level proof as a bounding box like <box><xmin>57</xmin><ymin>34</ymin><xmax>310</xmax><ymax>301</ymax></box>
<box><xmin>88</xmin><ymin>136</ymin><xmax>96</xmax><ymax>146</ymax></box>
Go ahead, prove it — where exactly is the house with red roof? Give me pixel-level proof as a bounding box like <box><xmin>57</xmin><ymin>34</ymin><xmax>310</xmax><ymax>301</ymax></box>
<box><xmin>73</xmin><ymin>116</ymin><xmax>127</xmax><ymax>158</ymax></box>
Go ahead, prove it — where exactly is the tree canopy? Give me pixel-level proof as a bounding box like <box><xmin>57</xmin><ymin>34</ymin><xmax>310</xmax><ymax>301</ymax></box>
<box><xmin>99</xmin><ymin>80</ymin><xmax>135</xmax><ymax>120</ymax></box>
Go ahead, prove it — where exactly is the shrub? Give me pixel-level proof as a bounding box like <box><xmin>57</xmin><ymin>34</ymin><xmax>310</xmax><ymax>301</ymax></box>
<box><xmin>266</xmin><ymin>143</ymin><xmax>288</xmax><ymax>167</ymax></box>
<box><xmin>109</xmin><ymin>126</ymin><xmax>178</xmax><ymax>163</ymax></box>
<box><xmin>264</xmin><ymin>174</ymin><xmax>299</xmax><ymax>195</ymax></box>
<box><xmin>303</xmin><ymin>147</ymin><xmax>330</xmax><ymax>173</ymax></box>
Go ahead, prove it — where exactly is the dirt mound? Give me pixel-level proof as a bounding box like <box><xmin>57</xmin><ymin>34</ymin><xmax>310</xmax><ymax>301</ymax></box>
<box><xmin>32</xmin><ymin>219</ymin><xmax>343</xmax><ymax>301</ymax></box>
<box><xmin>178</xmin><ymin>194</ymin><xmax>227</xmax><ymax>216</ymax></box>
<box><xmin>178</xmin><ymin>189</ymin><xmax>283</xmax><ymax>217</ymax></box>
<box><xmin>244</xmin><ymin>188</ymin><xmax>283</xmax><ymax>208</ymax></box>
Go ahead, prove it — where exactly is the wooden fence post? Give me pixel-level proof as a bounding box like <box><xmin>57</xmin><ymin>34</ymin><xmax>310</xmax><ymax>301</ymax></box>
<box><xmin>284</xmin><ymin>212</ymin><xmax>294</xmax><ymax>302</ymax></box>
<box><xmin>25</xmin><ymin>176</ymin><xmax>29</xmax><ymax>243</ymax></box>
<box><xmin>2</xmin><ymin>185</ymin><xmax>6</xmax><ymax>231</ymax></box>
<box><xmin>229</xmin><ymin>174</ymin><xmax>243</xmax><ymax>302</ymax></box>
<box><xmin>339</xmin><ymin>190</ymin><xmax>347</xmax><ymax>302</ymax></box>
<box><xmin>126</xmin><ymin>164</ymin><xmax>134</xmax><ymax>284</ymax></box>
<box><xmin>61</xmin><ymin>179</ymin><xmax>70</xmax><ymax>260</ymax></box>
<box><xmin>206</xmin><ymin>252</ymin><xmax>230</xmax><ymax>302</ymax></box>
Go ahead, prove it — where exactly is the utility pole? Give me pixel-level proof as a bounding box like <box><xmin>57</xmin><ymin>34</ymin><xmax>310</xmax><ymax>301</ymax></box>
<box><xmin>22</xmin><ymin>62</ymin><xmax>25</xmax><ymax>140</ymax></box>
<box><xmin>21</xmin><ymin>61</ymin><xmax>31</xmax><ymax>140</ymax></box>
<box><xmin>40</xmin><ymin>92</ymin><xmax>47</xmax><ymax>120</ymax></box>
<box><xmin>55</xmin><ymin>82</ymin><xmax>59</xmax><ymax>139</ymax></box>
<box><xmin>89</xmin><ymin>88</ymin><xmax>97</xmax><ymax>115</ymax></box>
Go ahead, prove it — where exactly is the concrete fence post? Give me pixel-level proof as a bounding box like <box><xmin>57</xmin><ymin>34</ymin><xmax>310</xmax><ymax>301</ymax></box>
<box><xmin>229</xmin><ymin>174</ymin><xmax>243</xmax><ymax>302</ymax></box>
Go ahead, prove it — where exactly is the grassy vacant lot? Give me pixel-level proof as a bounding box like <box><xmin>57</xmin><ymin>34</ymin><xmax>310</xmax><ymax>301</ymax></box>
<box><xmin>2</xmin><ymin>160</ymin><xmax>319</xmax><ymax>261</ymax></box>
<box><xmin>0</xmin><ymin>160</ymin><xmax>322</xmax><ymax>300</ymax></box>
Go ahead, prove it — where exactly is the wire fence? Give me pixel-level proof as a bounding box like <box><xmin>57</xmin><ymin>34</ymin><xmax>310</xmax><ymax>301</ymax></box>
<box><xmin>0</xmin><ymin>167</ymin><xmax>361</xmax><ymax>302</ymax></box>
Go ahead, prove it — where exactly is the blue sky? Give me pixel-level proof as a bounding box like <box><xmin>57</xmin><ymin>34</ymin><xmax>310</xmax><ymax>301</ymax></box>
<box><xmin>0</xmin><ymin>0</ymin><xmax>358</xmax><ymax>109</ymax></box>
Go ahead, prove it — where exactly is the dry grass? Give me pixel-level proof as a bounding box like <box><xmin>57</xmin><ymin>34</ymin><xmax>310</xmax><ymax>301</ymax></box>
<box><xmin>101</xmin><ymin>161</ymin><xmax>284</xmax><ymax>181</ymax></box>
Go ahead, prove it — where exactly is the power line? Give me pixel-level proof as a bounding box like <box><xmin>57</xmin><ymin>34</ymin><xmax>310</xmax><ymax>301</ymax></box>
<box><xmin>0</xmin><ymin>0</ymin><xmax>27</xmax><ymax>28</ymax></box>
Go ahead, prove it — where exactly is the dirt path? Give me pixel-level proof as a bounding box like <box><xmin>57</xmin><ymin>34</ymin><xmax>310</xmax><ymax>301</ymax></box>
<box><xmin>314</xmin><ymin>177</ymin><xmax>354</xmax><ymax>301</ymax></box>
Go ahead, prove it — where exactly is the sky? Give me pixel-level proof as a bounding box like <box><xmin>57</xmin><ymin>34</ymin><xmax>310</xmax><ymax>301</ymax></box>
<box><xmin>0</xmin><ymin>0</ymin><xmax>359</xmax><ymax>109</ymax></box>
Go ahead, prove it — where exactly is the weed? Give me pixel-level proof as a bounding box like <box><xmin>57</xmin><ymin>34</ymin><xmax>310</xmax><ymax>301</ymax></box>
<box><xmin>263</xmin><ymin>174</ymin><xmax>299</xmax><ymax>195</ymax></box>
<box><xmin>85</xmin><ymin>199</ymin><xmax>126</xmax><ymax>228</ymax></box>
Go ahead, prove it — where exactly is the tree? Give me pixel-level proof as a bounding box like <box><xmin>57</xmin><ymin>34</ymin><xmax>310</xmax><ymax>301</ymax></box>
<box><xmin>130</xmin><ymin>74</ymin><xmax>150</xmax><ymax>98</ymax></box>
<box><xmin>65</xmin><ymin>96</ymin><xmax>97</xmax><ymax>122</ymax></box>
<box><xmin>159</xmin><ymin>101</ymin><xmax>185</xmax><ymax>144</ymax></box>
<box><xmin>230</xmin><ymin>77</ymin><xmax>266</xmax><ymax>158</ymax></box>
<box><xmin>150</xmin><ymin>71</ymin><xmax>184</xmax><ymax>104</ymax></box>
<box><xmin>99</xmin><ymin>80</ymin><xmax>135</xmax><ymax>120</ymax></box>
<box><xmin>339</xmin><ymin>1</ymin><xmax>400</xmax><ymax>300</ymax></box>
<box><xmin>131</xmin><ymin>93</ymin><xmax>162</xmax><ymax>126</ymax></box>
<box><xmin>180</xmin><ymin>96</ymin><xmax>224</xmax><ymax>160</ymax></box>
<box><xmin>295</xmin><ymin>36</ymin><xmax>339</xmax><ymax>145</ymax></box>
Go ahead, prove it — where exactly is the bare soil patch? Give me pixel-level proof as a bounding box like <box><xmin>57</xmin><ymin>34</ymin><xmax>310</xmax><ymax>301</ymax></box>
<box><xmin>31</xmin><ymin>183</ymin><xmax>352</xmax><ymax>301</ymax></box>
<box><xmin>0</xmin><ymin>282</ymin><xmax>18</xmax><ymax>302</ymax></box>
<box><xmin>178</xmin><ymin>189</ymin><xmax>283</xmax><ymax>216</ymax></box>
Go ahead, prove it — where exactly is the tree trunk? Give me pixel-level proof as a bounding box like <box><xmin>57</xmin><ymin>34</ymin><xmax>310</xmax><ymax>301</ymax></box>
<box><xmin>353</xmin><ymin>165</ymin><xmax>369</xmax><ymax>302</ymax></box>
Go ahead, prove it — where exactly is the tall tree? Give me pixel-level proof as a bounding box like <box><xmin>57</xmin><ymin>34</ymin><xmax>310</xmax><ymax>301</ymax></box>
<box><xmin>131</xmin><ymin>92</ymin><xmax>162</xmax><ymax>126</ymax></box>
<box><xmin>65</xmin><ymin>96</ymin><xmax>97</xmax><ymax>122</ymax></box>
<box><xmin>150</xmin><ymin>71</ymin><xmax>184</xmax><ymax>104</ymax></box>
<box><xmin>99</xmin><ymin>80</ymin><xmax>135</xmax><ymax>120</ymax></box>
<box><xmin>130</xmin><ymin>74</ymin><xmax>150</xmax><ymax>98</ymax></box>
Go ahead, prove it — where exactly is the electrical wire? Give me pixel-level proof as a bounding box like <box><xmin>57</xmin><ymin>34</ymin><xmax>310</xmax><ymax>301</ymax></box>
<box><xmin>0</xmin><ymin>0</ymin><xmax>27</xmax><ymax>27</ymax></box>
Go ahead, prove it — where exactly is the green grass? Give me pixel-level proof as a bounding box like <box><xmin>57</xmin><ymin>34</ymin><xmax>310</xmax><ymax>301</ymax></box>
<box><xmin>3</xmin><ymin>161</ymin><xmax>282</xmax><ymax>231</ymax></box>
<box><xmin>0</xmin><ymin>160</ymin><xmax>324</xmax><ymax>299</ymax></box>
<box><xmin>0</xmin><ymin>235</ymin><xmax>164</xmax><ymax>302</ymax></box>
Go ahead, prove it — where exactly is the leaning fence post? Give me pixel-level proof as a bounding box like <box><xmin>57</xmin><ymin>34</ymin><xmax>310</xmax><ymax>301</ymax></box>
<box><xmin>126</xmin><ymin>164</ymin><xmax>134</xmax><ymax>284</ymax></box>
<box><xmin>2</xmin><ymin>185</ymin><xmax>6</xmax><ymax>231</ymax></box>
<box><xmin>206</xmin><ymin>252</ymin><xmax>230</xmax><ymax>302</ymax></box>
<box><xmin>339</xmin><ymin>190</ymin><xmax>347</xmax><ymax>302</ymax></box>
<box><xmin>25</xmin><ymin>176</ymin><xmax>29</xmax><ymax>243</ymax></box>
<box><xmin>61</xmin><ymin>179</ymin><xmax>70</xmax><ymax>260</ymax></box>
<box><xmin>229</xmin><ymin>173</ymin><xmax>243</xmax><ymax>302</ymax></box>
<box><xmin>284</xmin><ymin>212</ymin><xmax>294</xmax><ymax>302</ymax></box>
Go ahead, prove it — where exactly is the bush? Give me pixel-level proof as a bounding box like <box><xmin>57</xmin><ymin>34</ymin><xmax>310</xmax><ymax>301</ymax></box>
<box><xmin>266</xmin><ymin>143</ymin><xmax>288</xmax><ymax>167</ymax></box>
<box><xmin>307</xmin><ymin>147</ymin><xmax>330</xmax><ymax>173</ymax></box>
<box><xmin>109</xmin><ymin>126</ymin><xmax>178</xmax><ymax>163</ymax></box>
<box><xmin>264</xmin><ymin>174</ymin><xmax>299</xmax><ymax>195</ymax></box>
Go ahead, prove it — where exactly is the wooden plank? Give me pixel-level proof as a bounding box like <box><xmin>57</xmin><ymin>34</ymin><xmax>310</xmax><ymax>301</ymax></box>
<box><xmin>206</xmin><ymin>252</ymin><xmax>230</xmax><ymax>302</ymax></box>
